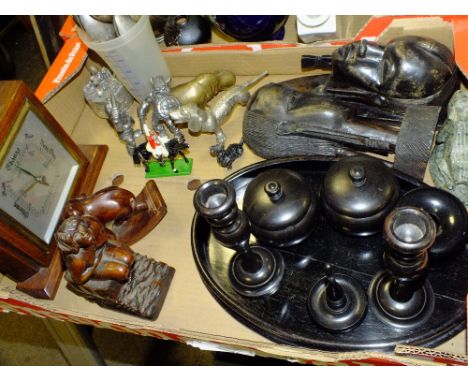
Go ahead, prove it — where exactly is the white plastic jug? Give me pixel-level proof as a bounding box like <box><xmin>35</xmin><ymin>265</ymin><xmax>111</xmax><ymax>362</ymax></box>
<box><xmin>79</xmin><ymin>15</ymin><xmax>171</xmax><ymax>103</ymax></box>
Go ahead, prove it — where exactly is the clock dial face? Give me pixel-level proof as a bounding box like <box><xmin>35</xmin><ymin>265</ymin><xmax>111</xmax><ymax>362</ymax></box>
<box><xmin>0</xmin><ymin>108</ymin><xmax>79</xmax><ymax>244</ymax></box>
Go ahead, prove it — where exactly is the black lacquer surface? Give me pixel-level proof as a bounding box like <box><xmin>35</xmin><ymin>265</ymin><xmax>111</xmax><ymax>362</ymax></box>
<box><xmin>191</xmin><ymin>156</ymin><xmax>468</xmax><ymax>352</ymax></box>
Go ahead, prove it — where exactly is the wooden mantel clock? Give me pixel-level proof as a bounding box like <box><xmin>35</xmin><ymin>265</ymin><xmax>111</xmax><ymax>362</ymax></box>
<box><xmin>0</xmin><ymin>81</ymin><xmax>107</xmax><ymax>299</ymax></box>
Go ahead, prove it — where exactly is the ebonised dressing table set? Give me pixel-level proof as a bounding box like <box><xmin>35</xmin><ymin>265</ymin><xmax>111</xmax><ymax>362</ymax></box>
<box><xmin>192</xmin><ymin>35</ymin><xmax>468</xmax><ymax>352</ymax></box>
<box><xmin>192</xmin><ymin>155</ymin><xmax>468</xmax><ymax>351</ymax></box>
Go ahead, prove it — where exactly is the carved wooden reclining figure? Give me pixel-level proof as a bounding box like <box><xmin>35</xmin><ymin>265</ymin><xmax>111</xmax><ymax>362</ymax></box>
<box><xmin>243</xmin><ymin>36</ymin><xmax>455</xmax><ymax>180</ymax></box>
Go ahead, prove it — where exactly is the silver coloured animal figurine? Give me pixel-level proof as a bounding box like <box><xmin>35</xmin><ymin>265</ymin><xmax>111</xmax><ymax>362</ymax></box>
<box><xmin>170</xmin><ymin>71</ymin><xmax>268</xmax><ymax>168</ymax></box>
<box><xmin>83</xmin><ymin>67</ymin><xmax>140</xmax><ymax>157</ymax></box>
<box><xmin>430</xmin><ymin>90</ymin><xmax>468</xmax><ymax>206</ymax></box>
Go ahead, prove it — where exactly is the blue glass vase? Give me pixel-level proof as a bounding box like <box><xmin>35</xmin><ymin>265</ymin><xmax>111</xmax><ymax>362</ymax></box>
<box><xmin>210</xmin><ymin>15</ymin><xmax>288</xmax><ymax>42</ymax></box>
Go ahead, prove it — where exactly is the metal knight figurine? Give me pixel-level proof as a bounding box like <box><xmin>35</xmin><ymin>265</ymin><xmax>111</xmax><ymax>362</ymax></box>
<box><xmin>135</xmin><ymin>76</ymin><xmax>189</xmax><ymax>172</ymax></box>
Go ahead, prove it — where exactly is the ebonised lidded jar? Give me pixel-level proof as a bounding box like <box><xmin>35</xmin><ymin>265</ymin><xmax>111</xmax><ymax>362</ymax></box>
<box><xmin>322</xmin><ymin>155</ymin><xmax>400</xmax><ymax>236</ymax></box>
<box><xmin>243</xmin><ymin>168</ymin><xmax>317</xmax><ymax>247</ymax></box>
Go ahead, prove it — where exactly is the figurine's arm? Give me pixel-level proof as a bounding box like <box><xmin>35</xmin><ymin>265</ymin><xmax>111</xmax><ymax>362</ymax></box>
<box><xmin>138</xmin><ymin>99</ymin><xmax>153</xmax><ymax>137</ymax></box>
<box><xmin>65</xmin><ymin>250</ymin><xmax>97</xmax><ymax>285</ymax></box>
<box><xmin>92</xmin><ymin>241</ymin><xmax>135</xmax><ymax>282</ymax></box>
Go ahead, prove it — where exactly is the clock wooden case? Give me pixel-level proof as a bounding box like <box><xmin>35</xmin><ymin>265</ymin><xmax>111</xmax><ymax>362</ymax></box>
<box><xmin>0</xmin><ymin>81</ymin><xmax>107</xmax><ymax>299</ymax></box>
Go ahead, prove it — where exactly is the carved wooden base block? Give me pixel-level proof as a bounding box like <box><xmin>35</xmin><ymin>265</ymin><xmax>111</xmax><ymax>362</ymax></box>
<box><xmin>113</xmin><ymin>180</ymin><xmax>167</xmax><ymax>245</ymax></box>
<box><xmin>67</xmin><ymin>254</ymin><xmax>175</xmax><ymax>320</ymax></box>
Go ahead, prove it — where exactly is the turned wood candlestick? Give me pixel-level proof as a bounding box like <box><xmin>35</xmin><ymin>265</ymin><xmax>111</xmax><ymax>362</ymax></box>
<box><xmin>194</xmin><ymin>179</ymin><xmax>285</xmax><ymax>297</ymax></box>
<box><xmin>369</xmin><ymin>206</ymin><xmax>436</xmax><ymax>328</ymax></box>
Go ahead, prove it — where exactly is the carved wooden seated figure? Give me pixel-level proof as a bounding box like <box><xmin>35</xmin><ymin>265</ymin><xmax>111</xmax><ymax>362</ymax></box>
<box><xmin>55</xmin><ymin>182</ymin><xmax>174</xmax><ymax>320</ymax></box>
<box><xmin>56</xmin><ymin>216</ymin><xmax>135</xmax><ymax>285</ymax></box>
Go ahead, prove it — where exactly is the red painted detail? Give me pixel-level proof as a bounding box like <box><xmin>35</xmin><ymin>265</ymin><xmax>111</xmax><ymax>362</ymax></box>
<box><xmin>88</xmin><ymin>318</ymin><xmax>103</xmax><ymax>326</ymax></box>
<box><xmin>340</xmin><ymin>360</ymin><xmax>362</xmax><ymax>366</ymax></box>
<box><xmin>162</xmin><ymin>47</ymin><xmax>183</xmax><ymax>53</ymax></box>
<box><xmin>145</xmin><ymin>329</ymin><xmax>164</xmax><ymax>339</ymax></box>
<box><xmin>260</xmin><ymin>43</ymin><xmax>298</xmax><ymax>49</ymax></box>
<box><xmin>148</xmin><ymin>133</ymin><xmax>160</xmax><ymax>149</ymax></box>
<box><xmin>106</xmin><ymin>323</ymin><xmax>143</xmax><ymax>336</ymax></box>
<box><xmin>355</xmin><ymin>15</ymin><xmax>468</xmax><ymax>41</ymax></box>
<box><xmin>110</xmin><ymin>323</ymin><xmax>126</xmax><ymax>333</ymax></box>
<box><xmin>432</xmin><ymin>357</ymin><xmax>468</xmax><ymax>366</ymax></box>
<box><xmin>329</xmin><ymin>40</ymin><xmax>351</xmax><ymax>46</ymax></box>
<box><xmin>163</xmin><ymin>43</ymin><xmax>297</xmax><ymax>54</ymax></box>
<box><xmin>9</xmin><ymin>306</ymin><xmax>32</xmax><ymax>316</ymax></box>
<box><xmin>52</xmin><ymin>312</ymin><xmax>72</xmax><ymax>321</ymax></box>
<box><xmin>355</xmin><ymin>357</ymin><xmax>406</xmax><ymax>366</ymax></box>
<box><xmin>0</xmin><ymin>298</ymin><xmax>46</xmax><ymax>312</ymax></box>
<box><xmin>157</xmin><ymin>331</ymin><xmax>182</xmax><ymax>342</ymax></box>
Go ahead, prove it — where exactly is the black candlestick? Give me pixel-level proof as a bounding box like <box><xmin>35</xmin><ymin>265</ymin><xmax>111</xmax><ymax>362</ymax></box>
<box><xmin>307</xmin><ymin>264</ymin><xmax>367</xmax><ymax>333</ymax></box>
<box><xmin>194</xmin><ymin>179</ymin><xmax>285</xmax><ymax>297</ymax></box>
<box><xmin>369</xmin><ymin>206</ymin><xmax>436</xmax><ymax>328</ymax></box>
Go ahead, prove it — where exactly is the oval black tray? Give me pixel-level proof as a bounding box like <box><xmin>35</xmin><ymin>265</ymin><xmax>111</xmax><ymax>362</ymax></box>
<box><xmin>191</xmin><ymin>156</ymin><xmax>468</xmax><ymax>352</ymax></box>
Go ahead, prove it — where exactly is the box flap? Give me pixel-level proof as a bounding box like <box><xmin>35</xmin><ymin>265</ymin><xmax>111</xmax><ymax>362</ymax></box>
<box><xmin>35</xmin><ymin>37</ymin><xmax>88</xmax><ymax>103</ymax></box>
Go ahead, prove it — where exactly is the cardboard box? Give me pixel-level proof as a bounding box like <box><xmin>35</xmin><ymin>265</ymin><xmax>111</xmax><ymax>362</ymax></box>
<box><xmin>1</xmin><ymin>16</ymin><xmax>468</xmax><ymax>365</ymax></box>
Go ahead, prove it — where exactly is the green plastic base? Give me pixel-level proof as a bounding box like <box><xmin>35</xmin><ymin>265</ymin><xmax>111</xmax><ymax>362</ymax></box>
<box><xmin>144</xmin><ymin>158</ymin><xmax>193</xmax><ymax>178</ymax></box>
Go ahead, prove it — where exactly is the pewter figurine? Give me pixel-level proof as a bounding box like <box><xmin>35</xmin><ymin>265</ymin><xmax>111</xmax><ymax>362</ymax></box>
<box><xmin>104</xmin><ymin>93</ymin><xmax>140</xmax><ymax>156</ymax></box>
<box><xmin>138</xmin><ymin>76</ymin><xmax>185</xmax><ymax>144</ymax></box>
<box><xmin>171</xmin><ymin>70</ymin><xmax>236</xmax><ymax>107</ymax></box>
<box><xmin>83</xmin><ymin>66</ymin><xmax>133</xmax><ymax>119</ymax></box>
<box><xmin>171</xmin><ymin>71</ymin><xmax>268</xmax><ymax>168</ymax></box>
<box><xmin>135</xmin><ymin>77</ymin><xmax>189</xmax><ymax>172</ymax></box>
<box><xmin>83</xmin><ymin>67</ymin><xmax>140</xmax><ymax>157</ymax></box>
